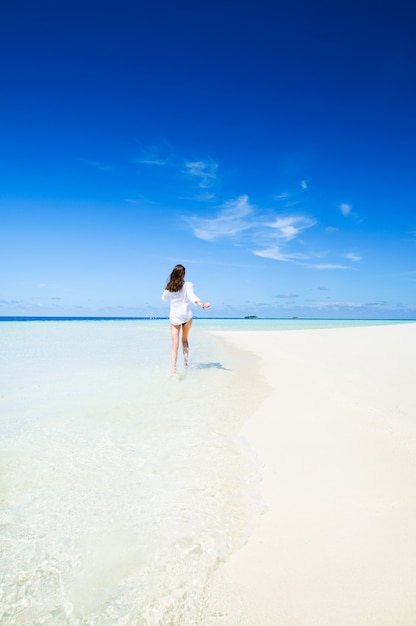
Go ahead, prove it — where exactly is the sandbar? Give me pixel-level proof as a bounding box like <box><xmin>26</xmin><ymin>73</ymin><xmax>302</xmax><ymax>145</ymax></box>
<box><xmin>205</xmin><ymin>322</ymin><xmax>416</xmax><ymax>626</ymax></box>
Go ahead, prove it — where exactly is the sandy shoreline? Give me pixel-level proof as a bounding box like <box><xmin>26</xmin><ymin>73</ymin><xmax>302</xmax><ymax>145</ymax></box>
<box><xmin>205</xmin><ymin>323</ymin><xmax>416</xmax><ymax>626</ymax></box>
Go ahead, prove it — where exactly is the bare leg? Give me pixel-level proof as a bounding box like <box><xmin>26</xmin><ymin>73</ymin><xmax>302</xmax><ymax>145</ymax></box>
<box><xmin>170</xmin><ymin>324</ymin><xmax>181</xmax><ymax>374</ymax></box>
<box><xmin>181</xmin><ymin>319</ymin><xmax>193</xmax><ymax>366</ymax></box>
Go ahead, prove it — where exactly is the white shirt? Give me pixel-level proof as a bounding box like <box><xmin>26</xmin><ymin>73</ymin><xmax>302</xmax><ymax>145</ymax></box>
<box><xmin>162</xmin><ymin>281</ymin><xmax>200</xmax><ymax>324</ymax></box>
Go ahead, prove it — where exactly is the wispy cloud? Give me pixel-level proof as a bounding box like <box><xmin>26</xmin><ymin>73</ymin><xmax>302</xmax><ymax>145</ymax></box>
<box><xmin>274</xmin><ymin>192</ymin><xmax>291</xmax><ymax>200</ymax></box>
<box><xmin>251</xmin><ymin>247</ymin><xmax>352</xmax><ymax>269</ymax></box>
<box><xmin>134</xmin><ymin>145</ymin><xmax>170</xmax><ymax>166</ymax></box>
<box><xmin>311</xmin><ymin>299</ymin><xmax>402</xmax><ymax>311</ymax></box>
<box><xmin>182</xmin><ymin>160</ymin><xmax>218</xmax><ymax>189</ymax></box>
<box><xmin>338</xmin><ymin>201</ymin><xmax>363</xmax><ymax>224</ymax></box>
<box><xmin>251</xmin><ymin>245</ymin><xmax>309</xmax><ymax>262</ymax></box>
<box><xmin>134</xmin><ymin>148</ymin><xmax>219</xmax><ymax>199</ymax></box>
<box><xmin>307</xmin><ymin>263</ymin><xmax>353</xmax><ymax>270</ymax></box>
<box><xmin>274</xmin><ymin>179</ymin><xmax>309</xmax><ymax>201</ymax></box>
<box><xmin>311</xmin><ymin>300</ymin><xmax>367</xmax><ymax>309</ymax></box>
<box><xmin>276</xmin><ymin>292</ymin><xmax>299</xmax><ymax>298</ymax></box>
<box><xmin>182</xmin><ymin>165</ymin><xmax>360</xmax><ymax>271</ymax></box>
<box><xmin>339</xmin><ymin>202</ymin><xmax>352</xmax><ymax>216</ymax></box>
<box><xmin>137</xmin><ymin>157</ymin><xmax>169</xmax><ymax>166</ymax></box>
<box><xmin>0</xmin><ymin>299</ymin><xmax>51</xmax><ymax>311</ymax></box>
<box><xmin>185</xmin><ymin>195</ymin><xmax>253</xmax><ymax>241</ymax></box>
<box><xmin>344</xmin><ymin>252</ymin><xmax>362</xmax><ymax>262</ymax></box>
<box><xmin>186</xmin><ymin>186</ymin><xmax>355</xmax><ymax>269</ymax></box>
<box><xmin>266</xmin><ymin>216</ymin><xmax>317</xmax><ymax>241</ymax></box>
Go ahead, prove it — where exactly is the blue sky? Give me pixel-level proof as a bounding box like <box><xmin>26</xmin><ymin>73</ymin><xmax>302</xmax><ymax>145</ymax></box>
<box><xmin>1</xmin><ymin>0</ymin><xmax>415</xmax><ymax>318</ymax></box>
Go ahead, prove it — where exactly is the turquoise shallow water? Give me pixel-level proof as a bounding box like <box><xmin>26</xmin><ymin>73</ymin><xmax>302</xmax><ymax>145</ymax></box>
<box><xmin>0</xmin><ymin>318</ymin><xmax>414</xmax><ymax>625</ymax></box>
<box><xmin>0</xmin><ymin>320</ymin><xmax>266</xmax><ymax>625</ymax></box>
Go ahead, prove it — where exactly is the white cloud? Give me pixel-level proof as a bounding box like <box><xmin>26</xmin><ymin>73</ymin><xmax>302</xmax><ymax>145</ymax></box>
<box><xmin>339</xmin><ymin>202</ymin><xmax>352</xmax><ymax>216</ymax></box>
<box><xmin>251</xmin><ymin>245</ymin><xmax>309</xmax><ymax>262</ymax></box>
<box><xmin>185</xmin><ymin>179</ymin><xmax>358</xmax><ymax>270</ymax></box>
<box><xmin>134</xmin><ymin>145</ymin><xmax>170</xmax><ymax>166</ymax></box>
<box><xmin>266</xmin><ymin>216</ymin><xmax>317</xmax><ymax>240</ymax></box>
<box><xmin>251</xmin><ymin>247</ymin><xmax>352</xmax><ymax>269</ymax></box>
<box><xmin>308</xmin><ymin>263</ymin><xmax>352</xmax><ymax>270</ymax></box>
<box><xmin>183</xmin><ymin>160</ymin><xmax>218</xmax><ymax>189</ymax></box>
<box><xmin>344</xmin><ymin>252</ymin><xmax>362</xmax><ymax>262</ymax></box>
<box><xmin>185</xmin><ymin>195</ymin><xmax>253</xmax><ymax>241</ymax></box>
<box><xmin>300</xmin><ymin>180</ymin><xmax>308</xmax><ymax>190</ymax></box>
<box><xmin>137</xmin><ymin>157</ymin><xmax>168</xmax><ymax>166</ymax></box>
<box><xmin>311</xmin><ymin>300</ymin><xmax>366</xmax><ymax>309</ymax></box>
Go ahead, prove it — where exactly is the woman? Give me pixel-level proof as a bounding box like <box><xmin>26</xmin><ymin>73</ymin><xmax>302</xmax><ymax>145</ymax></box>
<box><xmin>162</xmin><ymin>264</ymin><xmax>210</xmax><ymax>373</ymax></box>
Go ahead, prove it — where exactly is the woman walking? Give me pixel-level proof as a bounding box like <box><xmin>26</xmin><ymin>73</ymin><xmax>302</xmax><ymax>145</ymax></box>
<box><xmin>162</xmin><ymin>264</ymin><xmax>210</xmax><ymax>374</ymax></box>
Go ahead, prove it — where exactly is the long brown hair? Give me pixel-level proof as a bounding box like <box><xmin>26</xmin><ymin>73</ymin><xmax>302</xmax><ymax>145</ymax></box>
<box><xmin>165</xmin><ymin>264</ymin><xmax>185</xmax><ymax>292</ymax></box>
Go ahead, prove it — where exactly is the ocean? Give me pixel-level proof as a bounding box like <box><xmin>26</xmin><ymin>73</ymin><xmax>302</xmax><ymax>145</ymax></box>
<box><xmin>0</xmin><ymin>317</ymin><xmax>412</xmax><ymax>625</ymax></box>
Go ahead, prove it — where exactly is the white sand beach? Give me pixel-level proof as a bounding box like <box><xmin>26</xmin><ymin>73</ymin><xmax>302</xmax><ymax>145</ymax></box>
<box><xmin>205</xmin><ymin>323</ymin><xmax>416</xmax><ymax>626</ymax></box>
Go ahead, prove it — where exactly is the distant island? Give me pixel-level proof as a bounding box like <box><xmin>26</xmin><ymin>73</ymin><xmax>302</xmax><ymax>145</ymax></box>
<box><xmin>242</xmin><ymin>315</ymin><xmax>300</xmax><ymax>320</ymax></box>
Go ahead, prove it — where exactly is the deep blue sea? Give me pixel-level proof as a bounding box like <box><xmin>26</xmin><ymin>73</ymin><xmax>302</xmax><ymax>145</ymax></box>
<box><xmin>0</xmin><ymin>317</ymin><xmax>413</xmax><ymax>625</ymax></box>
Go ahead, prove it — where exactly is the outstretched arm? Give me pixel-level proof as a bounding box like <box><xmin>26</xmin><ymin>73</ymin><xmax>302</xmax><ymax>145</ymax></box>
<box><xmin>196</xmin><ymin>300</ymin><xmax>211</xmax><ymax>309</ymax></box>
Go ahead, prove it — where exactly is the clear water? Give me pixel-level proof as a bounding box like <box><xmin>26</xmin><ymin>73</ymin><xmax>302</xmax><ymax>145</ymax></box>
<box><xmin>0</xmin><ymin>317</ymin><xmax>413</xmax><ymax>625</ymax></box>
<box><xmin>0</xmin><ymin>320</ymin><xmax>266</xmax><ymax>625</ymax></box>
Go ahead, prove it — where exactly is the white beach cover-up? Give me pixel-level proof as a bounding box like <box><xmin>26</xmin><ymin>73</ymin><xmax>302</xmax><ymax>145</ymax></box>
<box><xmin>162</xmin><ymin>281</ymin><xmax>200</xmax><ymax>324</ymax></box>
